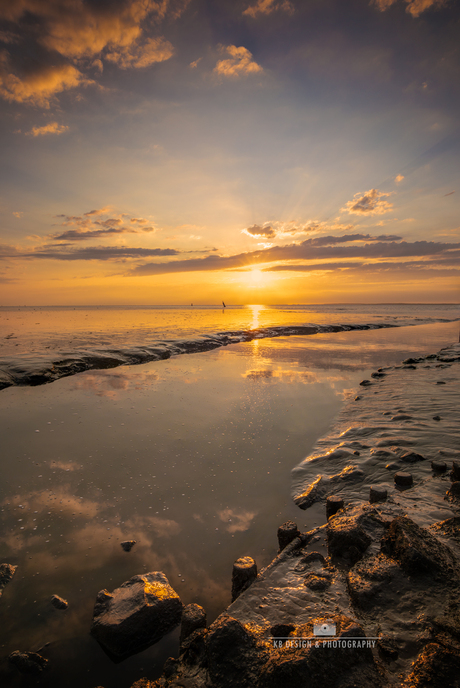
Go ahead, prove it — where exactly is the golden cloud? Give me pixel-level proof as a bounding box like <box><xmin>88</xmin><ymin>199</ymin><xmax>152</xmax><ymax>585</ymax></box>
<box><xmin>214</xmin><ymin>45</ymin><xmax>263</xmax><ymax>78</ymax></box>
<box><xmin>341</xmin><ymin>188</ymin><xmax>393</xmax><ymax>215</ymax></box>
<box><xmin>105</xmin><ymin>36</ymin><xmax>174</xmax><ymax>69</ymax></box>
<box><xmin>0</xmin><ymin>60</ymin><xmax>89</xmax><ymax>108</ymax></box>
<box><xmin>28</xmin><ymin>121</ymin><xmax>69</xmax><ymax>137</ymax></box>
<box><xmin>243</xmin><ymin>0</ymin><xmax>294</xmax><ymax>18</ymax></box>
<box><xmin>372</xmin><ymin>0</ymin><xmax>447</xmax><ymax>16</ymax></box>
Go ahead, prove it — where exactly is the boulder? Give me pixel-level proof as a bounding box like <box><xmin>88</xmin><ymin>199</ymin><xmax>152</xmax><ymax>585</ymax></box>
<box><xmin>380</xmin><ymin>516</ymin><xmax>458</xmax><ymax>577</ymax></box>
<box><xmin>180</xmin><ymin>603</ymin><xmax>207</xmax><ymax>647</ymax></box>
<box><xmin>90</xmin><ymin>572</ymin><xmax>183</xmax><ymax>660</ymax></box>
<box><xmin>8</xmin><ymin>650</ymin><xmax>48</xmax><ymax>675</ymax></box>
<box><xmin>327</xmin><ymin>514</ymin><xmax>372</xmax><ymax>564</ymax></box>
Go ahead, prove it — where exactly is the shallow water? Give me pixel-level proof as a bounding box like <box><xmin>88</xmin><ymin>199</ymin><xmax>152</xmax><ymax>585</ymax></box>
<box><xmin>0</xmin><ymin>304</ymin><xmax>458</xmax><ymax>389</ymax></box>
<box><xmin>0</xmin><ymin>319</ymin><xmax>458</xmax><ymax>687</ymax></box>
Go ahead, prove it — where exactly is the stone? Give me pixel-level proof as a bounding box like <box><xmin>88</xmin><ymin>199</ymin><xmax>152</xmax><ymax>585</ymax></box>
<box><xmin>380</xmin><ymin>516</ymin><xmax>458</xmax><ymax>576</ymax></box>
<box><xmin>400</xmin><ymin>451</ymin><xmax>425</xmax><ymax>463</ymax></box>
<box><xmin>8</xmin><ymin>650</ymin><xmax>48</xmax><ymax>675</ymax></box>
<box><xmin>451</xmin><ymin>461</ymin><xmax>460</xmax><ymax>482</ymax></box>
<box><xmin>121</xmin><ymin>540</ymin><xmax>136</xmax><ymax>552</ymax></box>
<box><xmin>327</xmin><ymin>514</ymin><xmax>372</xmax><ymax>564</ymax></box>
<box><xmin>326</xmin><ymin>495</ymin><xmax>344</xmax><ymax>519</ymax></box>
<box><xmin>0</xmin><ymin>563</ymin><xmax>17</xmax><ymax>596</ymax></box>
<box><xmin>277</xmin><ymin>521</ymin><xmax>300</xmax><ymax>552</ymax></box>
<box><xmin>304</xmin><ymin>573</ymin><xmax>331</xmax><ymax>591</ymax></box>
<box><xmin>402</xmin><ymin>642</ymin><xmax>460</xmax><ymax>687</ymax></box>
<box><xmin>231</xmin><ymin>557</ymin><xmax>257</xmax><ymax>602</ymax></box>
<box><xmin>369</xmin><ymin>486</ymin><xmax>387</xmax><ymax>504</ymax></box>
<box><xmin>51</xmin><ymin>594</ymin><xmax>68</xmax><ymax>610</ymax></box>
<box><xmin>90</xmin><ymin>572</ymin><xmax>183</xmax><ymax>660</ymax></box>
<box><xmin>431</xmin><ymin>460</ymin><xmax>447</xmax><ymax>472</ymax></box>
<box><xmin>260</xmin><ymin>615</ymin><xmax>384</xmax><ymax>688</ymax></box>
<box><xmin>448</xmin><ymin>482</ymin><xmax>460</xmax><ymax>498</ymax></box>
<box><xmin>359</xmin><ymin>379</ymin><xmax>373</xmax><ymax>386</ymax></box>
<box><xmin>433</xmin><ymin>415</ymin><xmax>441</xmax><ymax>421</ymax></box>
<box><xmin>206</xmin><ymin>615</ymin><xmax>269</xmax><ymax>688</ymax></box>
<box><xmin>394</xmin><ymin>472</ymin><xmax>413</xmax><ymax>487</ymax></box>
<box><xmin>180</xmin><ymin>603</ymin><xmax>207</xmax><ymax>647</ymax></box>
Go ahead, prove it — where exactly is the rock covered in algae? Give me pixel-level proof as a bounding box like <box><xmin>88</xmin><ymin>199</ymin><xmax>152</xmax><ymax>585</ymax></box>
<box><xmin>90</xmin><ymin>572</ymin><xmax>183</xmax><ymax>660</ymax></box>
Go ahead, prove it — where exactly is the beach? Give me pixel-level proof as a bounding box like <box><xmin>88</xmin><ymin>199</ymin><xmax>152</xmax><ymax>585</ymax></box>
<box><xmin>0</xmin><ymin>305</ymin><xmax>459</xmax><ymax>687</ymax></box>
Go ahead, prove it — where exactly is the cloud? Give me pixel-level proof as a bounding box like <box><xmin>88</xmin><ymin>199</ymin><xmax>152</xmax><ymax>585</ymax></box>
<box><xmin>27</xmin><ymin>121</ymin><xmax>69</xmax><ymax>137</ymax></box>
<box><xmin>104</xmin><ymin>36</ymin><xmax>174</xmax><ymax>69</ymax></box>
<box><xmin>0</xmin><ymin>59</ymin><xmax>89</xmax><ymax>107</ymax></box>
<box><xmin>342</xmin><ymin>189</ymin><xmax>393</xmax><ymax>215</ymax></box>
<box><xmin>371</xmin><ymin>0</ymin><xmax>447</xmax><ymax>16</ymax></box>
<box><xmin>12</xmin><ymin>211</ymin><xmax>23</xmax><ymax>218</ymax></box>
<box><xmin>214</xmin><ymin>45</ymin><xmax>263</xmax><ymax>78</ymax></box>
<box><xmin>243</xmin><ymin>0</ymin><xmax>294</xmax><ymax>18</ymax></box>
<box><xmin>243</xmin><ymin>220</ymin><xmax>357</xmax><ymax>239</ymax></box>
<box><xmin>243</xmin><ymin>223</ymin><xmax>276</xmax><ymax>238</ymax></box>
<box><xmin>50</xmin><ymin>209</ymin><xmax>156</xmax><ymax>240</ymax></box>
<box><xmin>129</xmin><ymin>237</ymin><xmax>459</xmax><ymax>276</ymax></box>
<box><xmin>395</xmin><ymin>174</ymin><xmax>404</xmax><ymax>183</ymax></box>
<box><xmin>0</xmin><ymin>0</ymin><xmax>183</xmax><ymax>107</ymax></box>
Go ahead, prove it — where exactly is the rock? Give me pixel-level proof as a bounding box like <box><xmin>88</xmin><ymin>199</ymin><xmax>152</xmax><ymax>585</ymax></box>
<box><xmin>0</xmin><ymin>563</ymin><xmax>17</xmax><ymax>596</ymax></box>
<box><xmin>260</xmin><ymin>615</ymin><xmax>384</xmax><ymax>688</ymax></box>
<box><xmin>8</xmin><ymin>650</ymin><xmax>48</xmax><ymax>674</ymax></box>
<box><xmin>304</xmin><ymin>573</ymin><xmax>331</xmax><ymax>591</ymax></box>
<box><xmin>90</xmin><ymin>572</ymin><xmax>183</xmax><ymax>660</ymax></box>
<box><xmin>433</xmin><ymin>415</ymin><xmax>441</xmax><ymax>421</ymax></box>
<box><xmin>231</xmin><ymin>557</ymin><xmax>257</xmax><ymax>602</ymax></box>
<box><xmin>51</xmin><ymin>594</ymin><xmax>68</xmax><ymax>610</ymax></box>
<box><xmin>380</xmin><ymin>516</ymin><xmax>458</xmax><ymax>576</ymax></box>
<box><xmin>327</xmin><ymin>513</ymin><xmax>372</xmax><ymax>564</ymax></box>
<box><xmin>394</xmin><ymin>472</ymin><xmax>413</xmax><ymax>487</ymax></box>
<box><xmin>180</xmin><ymin>603</ymin><xmax>207</xmax><ymax>647</ymax></box>
<box><xmin>369</xmin><ymin>486</ymin><xmax>387</xmax><ymax>504</ymax></box>
<box><xmin>270</xmin><ymin>623</ymin><xmax>295</xmax><ymax>638</ymax></box>
<box><xmin>402</xmin><ymin>642</ymin><xmax>460</xmax><ymax>687</ymax></box>
<box><xmin>448</xmin><ymin>482</ymin><xmax>460</xmax><ymax>499</ymax></box>
<box><xmin>431</xmin><ymin>460</ymin><xmax>447</xmax><ymax>472</ymax></box>
<box><xmin>400</xmin><ymin>451</ymin><xmax>425</xmax><ymax>463</ymax></box>
<box><xmin>391</xmin><ymin>414</ymin><xmax>413</xmax><ymax>421</ymax></box>
<box><xmin>277</xmin><ymin>521</ymin><xmax>300</xmax><ymax>552</ymax></box>
<box><xmin>326</xmin><ymin>495</ymin><xmax>344</xmax><ymax>519</ymax></box>
<box><xmin>451</xmin><ymin>461</ymin><xmax>460</xmax><ymax>482</ymax></box>
<box><xmin>359</xmin><ymin>379</ymin><xmax>373</xmax><ymax>386</ymax></box>
<box><xmin>121</xmin><ymin>540</ymin><xmax>136</xmax><ymax>552</ymax></box>
<box><xmin>376</xmin><ymin>635</ymin><xmax>399</xmax><ymax>661</ymax></box>
<box><xmin>206</xmin><ymin>615</ymin><xmax>269</xmax><ymax>688</ymax></box>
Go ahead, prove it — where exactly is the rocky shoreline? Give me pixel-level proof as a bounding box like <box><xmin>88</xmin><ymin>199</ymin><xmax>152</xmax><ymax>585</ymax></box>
<box><xmin>127</xmin><ymin>342</ymin><xmax>460</xmax><ymax>688</ymax></box>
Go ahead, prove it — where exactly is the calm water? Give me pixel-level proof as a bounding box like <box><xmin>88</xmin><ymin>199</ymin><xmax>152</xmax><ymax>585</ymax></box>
<box><xmin>0</xmin><ymin>305</ymin><xmax>458</xmax><ymax>687</ymax></box>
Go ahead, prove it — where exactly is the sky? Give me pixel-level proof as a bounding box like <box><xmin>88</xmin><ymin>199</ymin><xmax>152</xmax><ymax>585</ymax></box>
<box><xmin>0</xmin><ymin>0</ymin><xmax>459</xmax><ymax>305</ymax></box>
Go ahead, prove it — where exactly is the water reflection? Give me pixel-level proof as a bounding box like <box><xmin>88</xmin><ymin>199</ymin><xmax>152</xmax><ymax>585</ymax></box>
<box><xmin>0</xmin><ymin>321</ymin><xmax>458</xmax><ymax>688</ymax></box>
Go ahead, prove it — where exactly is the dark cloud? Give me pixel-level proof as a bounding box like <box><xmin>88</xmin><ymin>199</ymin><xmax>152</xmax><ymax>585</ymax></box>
<box><xmin>0</xmin><ymin>245</ymin><xmax>179</xmax><ymax>261</ymax></box>
<box><xmin>52</xmin><ymin>227</ymin><xmax>155</xmax><ymax>241</ymax></box>
<box><xmin>342</xmin><ymin>189</ymin><xmax>393</xmax><ymax>215</ymax></box>
<box><xmin>49</xmin><ymin>209</ymin><xmax>156</xmax><ymax>241</ymax></box>
<box><xmin>129</xmin><ymin>238</ymin><xmax>460</xmax><ymax>275</ymax></box>
<box><xmin>0</xmin><ymin>0</ymin><xmax>187</xmax><ymax>107</ymax></box>
<box><xmin>242</xmin><ymin>223</ymin><xmax>276</xmax><ymax>238</ymax></box>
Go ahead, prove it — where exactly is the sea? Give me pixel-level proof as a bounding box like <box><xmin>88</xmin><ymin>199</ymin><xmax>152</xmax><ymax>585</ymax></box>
<box><xmin>0</xmin><ymin>303</ymin><xmax>458</xmax><ymax>687</ymax></box>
